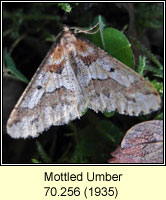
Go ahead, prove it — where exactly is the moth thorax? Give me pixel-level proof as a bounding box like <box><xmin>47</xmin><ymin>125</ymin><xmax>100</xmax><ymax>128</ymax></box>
<box><xmin>61</xmin><ymin>33</ymin><xmax>76</xmax><ymax>52</ymax></box>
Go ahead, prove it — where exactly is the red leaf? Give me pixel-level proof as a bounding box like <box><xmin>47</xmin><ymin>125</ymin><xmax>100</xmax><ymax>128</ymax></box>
<box><xmin>108</xmin><ymin>120</ymin><xmax>163</xmax><ymax>163</ymax></box>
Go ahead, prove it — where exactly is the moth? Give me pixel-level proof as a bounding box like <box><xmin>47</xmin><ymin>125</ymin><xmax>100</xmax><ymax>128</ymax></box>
<box><xmin>7</xmin><ymin>25</ymin><xmax>161</xmax><ymax>138</ymax></box>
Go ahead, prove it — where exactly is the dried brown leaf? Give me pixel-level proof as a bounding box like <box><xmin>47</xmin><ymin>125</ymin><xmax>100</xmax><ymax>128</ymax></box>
<box><xmin>108</xmin><ymin>120</ymin><xmax>163</xmax><ymax>163</ymax></box>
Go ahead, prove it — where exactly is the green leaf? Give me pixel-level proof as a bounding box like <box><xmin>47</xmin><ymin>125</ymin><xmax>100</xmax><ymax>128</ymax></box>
<box><xmin>103</xmin><ymin>111</ymin><xmax>115</xmax><ymax>118</ymax></box>
<box><xmin>137</xmin><ymin>55</ymin><xmax>146</xmax><ymax>75</ymax></box>
<box><xmin>36</xmin><ymin>141</ymin><xmax>52</xmax><ymax>163</ymax></box>
<box><xmin>4</xmin><ymin>50</ymin><xmax>29</xmax><ymax>83</ymax></box>
<box><xmin>3</xmin><ymin>28</ymin><xmax>14</xmax><ymax>38</ymax></box>
<box><xmin>97</xmin><ymin>15</ymin><xmax>106</xmax><ymax>49</ymax></box>
<box><xmin>137</xmin><ymin>3</ymin><xmax>163</xmax><ymax>32</ymax></box>
<box><xmin>104</xmin><ymin>28</ymin><xmax>135</xmax><ymax>68</ymax></box>
<box><xmin>155</xmin><ymin>112</ymin><xmax>163</xmax><ymax>120</ymax></box>
<box><xmin>32</xmin><ymin>158</ymin><xmax>40</xmax><ymax>163</ymax></box>
<box><xmin>71</xmin><ymin>119</ymin><xmax>124</xmax><ymax>163</ymax></box>
<box><xmin>96</xmin><ymin>120</ymin><xmax>123</xmax><ymax>144</ymax></box>
<box><xmin>145</xmin><ymin>65</ymin><xmax>163</xmax><ymax>79</ymax></box>
<box><xmin>92</xmin><ymin>27</ymin><xmax>135</xmax><ymax>68</ymax></box>
<box><xmin>150</xmin><ymin>80</ymin><xmax>163</xmax><ymax>94</ymax></box>
<box><xmin>57</xmin><ymin>3</ymin><xmax>72</xmax><ymax>13</ymax></box>
<box><xmin>129</xmin><ymin>35</ymin><xmax>163</xmax><ymax>70</ymax></box>
<box><xmin>81</xmin><ymin>108</ymin><xmax>88</xmax><ymax>116</ymax></box>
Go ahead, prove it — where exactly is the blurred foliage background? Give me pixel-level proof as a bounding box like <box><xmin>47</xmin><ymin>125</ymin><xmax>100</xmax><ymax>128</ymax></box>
<box><xmin>3</xmin><ymin>2</ymin><xmax>163</xmax><ymax>164</ymax></box>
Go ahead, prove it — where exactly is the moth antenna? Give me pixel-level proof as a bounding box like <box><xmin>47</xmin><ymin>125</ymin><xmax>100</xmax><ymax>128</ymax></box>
<box><xmin>70</xmin><ymin>22</ymin><xmax>100</xmax><ymax>34</ymax></box>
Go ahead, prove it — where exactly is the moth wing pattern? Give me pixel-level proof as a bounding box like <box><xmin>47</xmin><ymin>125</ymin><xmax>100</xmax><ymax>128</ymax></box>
<box><xmin>72</xmin><ymin>36</ymin><xmax>161</xmax><ymax>116</ymax></box>
<box><xmin>7</xmin><ymin>36</ymin><xmax>87</xmax><ymax>138</ymax></box>
<box><xmin>6</xmin><ymin>26</ymin><xmax>161</xmax><ymax>138</ymax></box>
